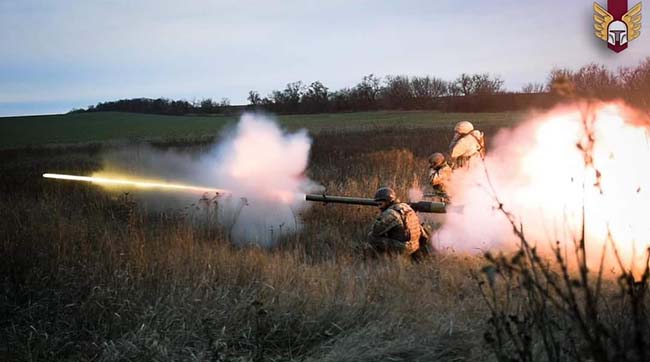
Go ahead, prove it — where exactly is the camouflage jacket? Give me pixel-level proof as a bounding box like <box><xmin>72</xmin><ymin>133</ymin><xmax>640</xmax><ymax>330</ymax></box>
<box><xmin>428</xmin><ymin>163</ymin><xmax>452</xmax><ymax>194</ymax></box>
<box><xmin>370</xmin><ymin>202</ymin><xmax>421</xmax><ymax>243</ymax></box>
<box><xmin>449</xmin><ymin>130</ymin><xmax>485</xmax><ymax>168</ymax></box>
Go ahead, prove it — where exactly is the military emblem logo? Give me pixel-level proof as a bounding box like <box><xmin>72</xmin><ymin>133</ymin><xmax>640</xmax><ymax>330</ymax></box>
<box><xmin>594</xmin><ymin>1</ymin><xmax>642</xmax><ymax>52</ymax></box>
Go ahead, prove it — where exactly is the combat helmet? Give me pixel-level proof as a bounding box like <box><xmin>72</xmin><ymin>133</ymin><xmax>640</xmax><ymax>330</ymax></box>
<box><xmin>374</xmin><ymin>187</ymin><xmax>397</xmax><ymax>203</ymax></box>
<box><xmin>454</xmin><ymin>121</ymin><xmax>474</xmax><ymax>134</ymax></box>
<box><xmin>428</xmin><ymin>152</ymin><xmax>446</xmax><ymax>167</ymax></box>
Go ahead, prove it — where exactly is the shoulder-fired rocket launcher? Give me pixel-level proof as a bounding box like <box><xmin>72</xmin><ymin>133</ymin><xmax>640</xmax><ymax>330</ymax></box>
<box><xmin>304</xmin><ymin>194</ymin><xmax>460</xmax><ymax>213</ymax></box>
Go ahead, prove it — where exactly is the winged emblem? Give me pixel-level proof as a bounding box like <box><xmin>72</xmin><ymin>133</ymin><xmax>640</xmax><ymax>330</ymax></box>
<box><xmin>594</xmin><ymin>2</ymin><xmax>642</xmax><ymax>52</ymax></box>
<box><xmin>594</xmin><ymin>3</ymin><xmax>614</xmax><ymax>41</ymax></box>
<box><xmin>622</xmin><ymin>2</ymin><xmax>643</xmax><ymax>41</ymax></box>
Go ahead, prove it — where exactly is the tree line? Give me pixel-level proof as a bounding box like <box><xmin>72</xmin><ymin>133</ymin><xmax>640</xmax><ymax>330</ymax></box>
<box><xmin>73</xmin><ymin>57</ymin><xmax>650</xmax><ymax>115</ymax></box>
<box><xmin>544</xmin><ymin>58</ymin><xmax>650</xmax><ymax>109</ymax></box>
<box><xmin>246</xmin><ymin>72</ymin><xmax>507</xmax><ymax>114</ymax></box>
<box><xmin>77</xmin><ymin>97</ymin><xmax>232</xmax><ymax>116</ymax></box>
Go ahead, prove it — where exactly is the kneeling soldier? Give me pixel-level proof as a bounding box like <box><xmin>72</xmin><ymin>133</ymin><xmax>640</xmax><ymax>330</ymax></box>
<box><xmin>428</xmin><ymin>152</ymin><xmax>452</xmax><ymax>203</ymax></box>
<box><xmin>368</xmin><ymin>187</ymin><xmax>421</xmax><ymax>256</ymax></box>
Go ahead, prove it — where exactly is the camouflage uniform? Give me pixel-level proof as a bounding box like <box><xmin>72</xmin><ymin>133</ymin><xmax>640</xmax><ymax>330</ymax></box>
<box><xmin>368</xmin><ymin>202</ymin><xmax>421</xmax><ymax>255</ymax></box>
<box><xmin>449</xmin><ymin>129</ymin><xmax>485</xmax><ymax>169</ymax></box>
<box><xmin>428</xmin><ymin>162</ymin><xmax>452</xmax><ymax>203</ymax></box>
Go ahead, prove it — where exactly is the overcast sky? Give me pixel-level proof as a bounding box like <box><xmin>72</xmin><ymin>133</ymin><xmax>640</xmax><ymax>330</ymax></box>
<box><xmin>1</xmin><ymin>0</ymin><xmax>648</xmax><ymax>116</ymax></box>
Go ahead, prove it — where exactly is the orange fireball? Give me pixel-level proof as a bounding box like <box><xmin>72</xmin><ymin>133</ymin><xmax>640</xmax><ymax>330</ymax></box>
<box><xmin>443</xmin><ymin>102</ymin><xmax>650</xmax><ymax>275</ymax></box>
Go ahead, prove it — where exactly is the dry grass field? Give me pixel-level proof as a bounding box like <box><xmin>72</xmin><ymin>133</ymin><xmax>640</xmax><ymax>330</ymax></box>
<box><xmin>1</xmin><ymin>111</ymin><xmax>648</xmax><ymax>361</ymax></box>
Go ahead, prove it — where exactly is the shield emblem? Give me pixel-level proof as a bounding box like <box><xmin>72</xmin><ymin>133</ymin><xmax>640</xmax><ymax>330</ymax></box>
<box><xmin>594</xmin><ymin>0</ymin><xmax>642</xmax><ymax>53</ymax></box>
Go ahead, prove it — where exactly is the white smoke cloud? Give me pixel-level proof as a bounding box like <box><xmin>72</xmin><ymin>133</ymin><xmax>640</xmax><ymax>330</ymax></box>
<box><xmin>438</xmin><ymin>102</ymin><xmax>650</xmax><ymax>270</ymax></box>
<box><xmin>99</xmin><ymin>113</ymin><xmax>320</xmax><ymax>246</ymax></box>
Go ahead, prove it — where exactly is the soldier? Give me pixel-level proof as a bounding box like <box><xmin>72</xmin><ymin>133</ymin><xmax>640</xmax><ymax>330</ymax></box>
<box><xmin>367</xmin><ymin>187</ymin><xmax>421</xmax><ymax>256</ymax></box>
<box><xmin>449</xmin><ymin>121</ymin><xmax>486</xmax><ymax>169</ymax></box>
<box><xmin>427</xmin><ymin>152</ymin><xmax>452</xmax><ymax>203</ymax></box>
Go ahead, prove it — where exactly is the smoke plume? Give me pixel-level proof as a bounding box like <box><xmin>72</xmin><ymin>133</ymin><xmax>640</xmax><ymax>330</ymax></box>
<box><xmin>98</xmin><ymin>113</ymin><xmax>320</xmax><ymax>245</ymax></box>
<box><xmin>439</xmin><ymin>102</ymin><xmax>650</xmax><ymax>270</ymax></box>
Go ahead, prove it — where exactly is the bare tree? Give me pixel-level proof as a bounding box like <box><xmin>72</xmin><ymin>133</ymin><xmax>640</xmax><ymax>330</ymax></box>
<box><xmin>411</xmin><ymin>76</ymin><xmax>448</xmax><ymax>98</ymax></box>
<box><xmin>452</xmin><ymin>73</ymin><xmax>503</xmax><ymax>96</ymax></box>
<box><xmin>618</xmin><ymin>57</ymin><xmax>650</xmax><ymax>109</ymax></box>
<box><xmin>301</xmin><ymin>81</ymin><xmax>329</xmax><ymax>113</ymax></box>
<box><xmin>520</xmin><ymin>82</ymin><xmax>546</xmax><ymax>93</ymax></box>
<box><xmin>352</xmin><ymin>74</ymin><xmax>382</xmax><ymax>110</ymax></box>
<box><xmin>573</xmin><ymin>63</ymin><xmax>618</xmax><ymax>96</ymax></box>
<box><xmin>453</xmin><ymin>73</ymin><xmax>475</xmax><ymax>96</ymax></box>
<box><xmin>382</xmin><ymin>75</ymin><xmax>413</xmax><ymax>109</ymax></box>
<box><xmin>200</xmin><ymin>98</ymin><xmax>215</xmax><ymax>113</ymax></box>
<box><xmin>283</xmin><ymin>81</ymin><xmax>304</xmax><ymax>110</ymax></box>
<box><xmin>546</xmin><ymin>67</ymin><xmax>579</xmax><ymax>98</ymax></box>
<box><xmin>247</xmin><ymin>91</ymin><xmax>261</xmax><ymax>106</ymax></box>
<box><xmin>472</xmin><ymin>73</ymin><xmax>504</xmax><ymax>95</ymax></box>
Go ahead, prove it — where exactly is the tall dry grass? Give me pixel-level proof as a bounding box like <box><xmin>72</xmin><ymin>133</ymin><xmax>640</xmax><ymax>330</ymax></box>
<box><xmin>3</xmin><ymin>122</ymin><xmax>647</xmax><ymax>361</ymax></box>
<box><xmin>477</xmin><ymin>104</ymin><xmax>650</xmax><ymax>362</ymax></box>
<box><xmin>1</xmin><ymin>127</ymin><xmax>490</xmax><ymax>361</ymax></box>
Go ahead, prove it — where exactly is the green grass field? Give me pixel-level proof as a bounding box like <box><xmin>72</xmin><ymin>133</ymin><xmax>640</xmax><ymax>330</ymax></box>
<box><xmin>0</xmin><ymin>111</ymin><xmax>525</xmax><ymax>148</ymax></box>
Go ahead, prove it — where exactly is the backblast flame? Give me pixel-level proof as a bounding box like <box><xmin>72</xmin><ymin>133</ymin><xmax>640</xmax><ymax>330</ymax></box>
<box><xmin>442</xmin><ymin>101</ymin><xmax>650</xmax><ymax>274</ymax></box>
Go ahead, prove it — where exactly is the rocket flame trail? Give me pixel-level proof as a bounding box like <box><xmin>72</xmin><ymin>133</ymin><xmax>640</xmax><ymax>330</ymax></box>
<box><xmin>41</xmin><ymin>113</ymin><xmax>319</xmax><ymax>246</ymax></box>
<box><xmin>42</xmin><ymin>173</ymin><xmax>228</xmax><ymax>194</ymax></box>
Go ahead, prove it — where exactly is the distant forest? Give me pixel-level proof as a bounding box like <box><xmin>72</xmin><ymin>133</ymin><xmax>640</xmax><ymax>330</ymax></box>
<box><xmin>73</xmin><ymin>58</ymin><xmax>650</xmax><ymax>115</ymax></box>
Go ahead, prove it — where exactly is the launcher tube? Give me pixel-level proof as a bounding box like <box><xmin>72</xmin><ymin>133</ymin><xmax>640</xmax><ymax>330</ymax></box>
<box><xmin>305</xmin><ymin>194</ymin><xmax>448</xmax><ymax>213</ymax></box>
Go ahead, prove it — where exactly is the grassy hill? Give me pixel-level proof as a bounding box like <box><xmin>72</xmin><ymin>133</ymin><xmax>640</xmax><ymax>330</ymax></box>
<box><xmin>0</xmin><ymin>111</ymin><xmax>525</xmax><ymax>149</ymax></box>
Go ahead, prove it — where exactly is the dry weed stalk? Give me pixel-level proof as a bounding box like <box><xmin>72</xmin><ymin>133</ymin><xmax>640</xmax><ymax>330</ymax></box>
<box><xmin>478</xmin><ymin>103</ymin><xmax>650</xmax><ymax>362</ymax></box>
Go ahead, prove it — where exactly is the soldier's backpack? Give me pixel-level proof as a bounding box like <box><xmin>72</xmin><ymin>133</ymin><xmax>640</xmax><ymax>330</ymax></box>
<box><xmin>410</xmin><ymin>224</ymin><xmax>433</xmax><ymax>262</ymax></box>
<box><xmin>390</xmin><ymin>203</ymin><xmax>421</xmax><ymax>254</ymax></box>
<box><xmin>418</xmin><ymin>224</ymin><xmax>431</xmax><ymax>252</ymax></box>
<box><xmin>468</xmin><ymin>130</ymin><xmax>486</xmax><ymax>159</ymax></box>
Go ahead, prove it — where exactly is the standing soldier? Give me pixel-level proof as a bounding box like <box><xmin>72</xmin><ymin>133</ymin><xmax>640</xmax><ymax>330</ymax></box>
<box><xmin>427</xmin><ymin>152</ymin><xmax>452</xmax><ymax>203</ymax></box>
<box><xmin>367</xmin><ymin>187</ymin><xmax>421</xmax><ymax>256</ymax></box>
<box><xmin>449</xmin><ymin>121</ymin><xmax>486</xmax><ymax>169</ymax></box>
